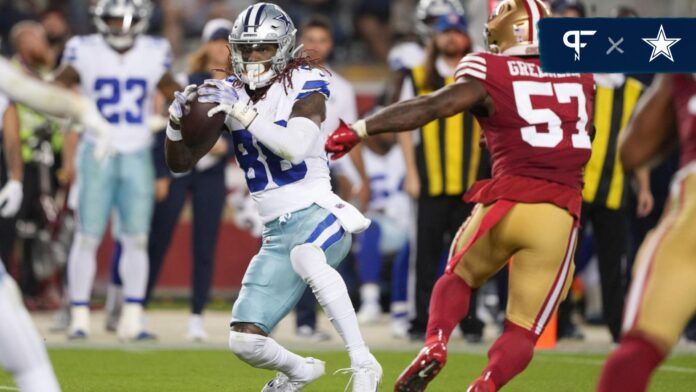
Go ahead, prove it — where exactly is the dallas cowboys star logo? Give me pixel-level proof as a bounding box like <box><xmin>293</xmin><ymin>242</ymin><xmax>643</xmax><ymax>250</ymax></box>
<box><xmin>273</xmin><ymin>14</ymin><xmax>291</xmax><ymax>30</ymax></box>
<box><xmin>642</xmin><ymin>25</ymin><xmax>681</xmax><ymax>62</ymax></box>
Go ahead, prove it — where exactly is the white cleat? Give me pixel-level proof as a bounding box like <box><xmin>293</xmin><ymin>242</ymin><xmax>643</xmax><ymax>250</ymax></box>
<box><xmin>390</xmin><ymin>316</ymin><xmax>410</xmax><ymax>339</ymax></box>
<box><xmin>117</xmin><ymin>303</ymin><xmax>156</xmax><ymax>341</ymax></box>
<box><xmin>68</xmin><ymin>305</ymin><xmax>90</xmax><ymax>340</ymax></box>
<box><xmin>186</xmin><ymin>314</ymin><xmax>208</xmax><ymax>342</ymax></box>
<box><xmin>337</xmin><ymin>354</ymin><xmax>383</xmax><ymax>392</ymax></box>
<box><xmin>261</xmin><ymin>357</ymin><xmax>325</xmax><ymax>391</ymax></box>
<box><xmin>357</xmin><ymin>302</ymin><xmax>381</xmax><ymax>325</ymax></box>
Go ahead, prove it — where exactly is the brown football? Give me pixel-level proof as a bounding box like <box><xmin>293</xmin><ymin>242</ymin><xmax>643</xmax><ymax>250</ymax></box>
<box><xmin>180</xmin><ymin>97</ymin><xmax>226</xmax><ymax>152</ymax></box>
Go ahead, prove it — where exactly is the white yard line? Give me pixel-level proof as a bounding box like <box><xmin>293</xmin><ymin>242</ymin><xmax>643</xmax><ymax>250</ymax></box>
<box><xmin>536</xmin><ymin>355</ymin><xmax>696</xmax><ymax>374</ymax></box>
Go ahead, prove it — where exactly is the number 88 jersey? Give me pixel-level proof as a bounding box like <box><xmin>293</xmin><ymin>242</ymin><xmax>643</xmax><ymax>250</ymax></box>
<box><xmin>224</xmin><ymin>67</ymin><xmax>334</xmax><ymax>223</ymax></box>
<box><xmin>62</xmin><ymin>34</ymin><xmax>172</xmax><ymax>153</ymax></box>
<box><xmin>454</xmin><ymin>52</ymin><xmax>595</xmax><ymax>218</ymax></box>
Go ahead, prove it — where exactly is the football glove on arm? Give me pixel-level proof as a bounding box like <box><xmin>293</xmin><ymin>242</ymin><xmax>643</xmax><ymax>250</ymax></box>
<box><xmin>199</xmin><ymin>79</ymin><xmax>320</xmax><ymax>165</ymax></box>
<box><xmin>165</xmin><ymin>84</ymin><xmax>197</xmax><ymax>142</ymax></box>
<box><xmin>324</xmin><ymin>120</ymin><xmax>367</xmax><ymax>160</ymax></box>
<box><xmin>0</xmin><ymin>180</ymin><xmax>22</xmax><ymax>218</ymax></box>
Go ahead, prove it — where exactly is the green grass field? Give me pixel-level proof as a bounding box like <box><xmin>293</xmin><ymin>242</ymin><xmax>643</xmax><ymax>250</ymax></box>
<box><xmin>1</xmin><ymin>349</ymin><xmax>695</xmax><ymax>391</ymax></box>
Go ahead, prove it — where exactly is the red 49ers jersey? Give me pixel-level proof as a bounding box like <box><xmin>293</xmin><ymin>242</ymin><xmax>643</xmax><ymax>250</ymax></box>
<box><xmin>671</xmin><ymin>74</ymin><xmax>696</xmax><ymax>168</ymax></box>
<box><xmin>454</xmin><ymin>52</ymin><xmax>595</xmax><ymax>218</ymax></box>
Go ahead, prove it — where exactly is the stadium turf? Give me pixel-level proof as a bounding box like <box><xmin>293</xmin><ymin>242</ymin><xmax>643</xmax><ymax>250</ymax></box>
<box><xmin>1</xmin><ymin>349</ymin><xmax>695</xmax><ymax>391</ymax></box>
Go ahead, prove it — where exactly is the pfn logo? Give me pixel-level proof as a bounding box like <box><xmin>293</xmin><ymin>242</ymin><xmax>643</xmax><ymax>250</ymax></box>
<box><xmin>563</xmin><ymin>30</ymin><xmax>597</xmax><ymax>61</ymax></box>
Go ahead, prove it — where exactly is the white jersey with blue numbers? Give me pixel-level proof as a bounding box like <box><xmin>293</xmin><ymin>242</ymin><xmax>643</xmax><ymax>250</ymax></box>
<box><xmin>364</xmin><ymin>147</ymin><xmax>410</xmax><ymax>228</ymax></box>
<box><xmin>224</xmin><ymin>67</ymin><xmax>335</xmax><ymax>223</ymax></box>
<box><xmin>62</xmin><ymin>34</ymin><xmax>172</xmax><ymax>153</ymax></box>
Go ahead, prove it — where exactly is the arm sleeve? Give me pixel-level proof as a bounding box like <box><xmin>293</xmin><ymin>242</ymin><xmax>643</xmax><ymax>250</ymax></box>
<box><xmin>0</xmin><ymin>57</ymin><xmax>91</xmax><ymax>120</ymax></box>
<box><xmin>246</xmin><ymin>115</ymin><xmax>320</xmax><ymax>165</ymax></box>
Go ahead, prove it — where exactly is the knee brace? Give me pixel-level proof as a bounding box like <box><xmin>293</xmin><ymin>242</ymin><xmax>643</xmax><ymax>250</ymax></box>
<box><xmin>290</xmin><ymin>244</ymin><xmax>345</xmax><ymax>306</ymax></box>
<box><xmin>290</xmin><ymin>243</ymin><xmax>326</xmax><ymax>281</ymax></box>
<box><xmin>120</xmin><ymin>234</ymin><xmax>148</xmax><ymax>250</ymax></box>
<box><xmin>228</xmin><ymin>331</ymin><xmax>267</xmax><ymax>365</ymax></box>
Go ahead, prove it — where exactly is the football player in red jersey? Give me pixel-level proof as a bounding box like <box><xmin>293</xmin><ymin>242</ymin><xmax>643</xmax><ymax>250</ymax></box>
<box><xmin>598</xmin><ymin>75</ymin><xmax>696</xmax><ymax>392</ymax></box>
<box><xmin>325</xmin><ymin>0</ymin><xmax>595</xmax><ymax>390</ymax></box>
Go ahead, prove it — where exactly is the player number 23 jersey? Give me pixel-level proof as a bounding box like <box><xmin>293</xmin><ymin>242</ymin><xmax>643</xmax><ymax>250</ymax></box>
<box><xmin>62</xmin><ymin>34</ymin><xmax>172</xmax><ymax>153</ymax></box>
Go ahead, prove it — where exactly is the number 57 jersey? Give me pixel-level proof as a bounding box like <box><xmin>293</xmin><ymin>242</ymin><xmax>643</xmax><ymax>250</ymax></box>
<box><xmin>455</xmin><ymin>52</ymin><xmax>595</xmax><ymax>218</ymax></box>
<box><xmin>62</xmin><ymin>34</ymin><xmax>172</xmax><ymax>153</ymax></box>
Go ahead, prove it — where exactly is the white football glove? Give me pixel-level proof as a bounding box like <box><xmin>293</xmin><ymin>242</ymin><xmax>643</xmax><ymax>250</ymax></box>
<box><xmin>0</xmin><ymin>180</ymin><xmax>23</xmax><ymax>218</ymax></box>
<box><xmin>197</xmin><ymin>79</ymin><xmax>257</xmax><ymax>128</ymax></box>
<box><xmin>168</xmin><ymin>84</ymin><xmax>197</xmax><ymax>125</ymax></box>
<box><xmin>77</xmin><ymin>98</ymin><xmax>115</xmax><ymax>161</ymax></box>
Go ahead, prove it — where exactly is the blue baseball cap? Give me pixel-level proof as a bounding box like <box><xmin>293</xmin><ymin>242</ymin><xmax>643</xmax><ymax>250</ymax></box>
<box><xmin>433</xmin><ymin>13</ymin><xmax>468</xmax><ymax>34</ymax></box>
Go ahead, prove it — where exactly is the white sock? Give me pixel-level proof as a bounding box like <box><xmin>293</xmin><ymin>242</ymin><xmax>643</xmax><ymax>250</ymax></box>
<box><xmin>119</xmin><ymin>235</ymin><xmax>149</xmax><ymax>302</ymax></box>
<box><xmin>290</xmin><ymin>244</ymin><xmax>371</xmax><ymax>367</ymax></box>
<box><xmin>360</xmin><ymin>283</ymin><xmax>380</xmax><ymax>305</ymax></box>
<box><xmin>117</xmin><ymin>303</ymin><xmax>145</xmax><ymax>339</ymax></box>
<box><xmin>228</xmin><ymin>331</ymin><xmax>309</xmax><ymax>380</ymax></box>
<box><xmin>0</xmin><ymin>276</ymin><xmax>61</xmax><ymax>392</ymax></box>
<box><xmin>67</xmin><ymin>234</ymin><xmax>99</xmax><ymax>304</ymax></box>
<box><xmin>15</xmin><ymin>363</ymin><xmax>62</xmax><ymax>392</ymax></box>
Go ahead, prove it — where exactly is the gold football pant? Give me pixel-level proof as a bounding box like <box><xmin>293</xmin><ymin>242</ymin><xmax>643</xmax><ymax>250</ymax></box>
<box><xmin>447</xmin><ymin>201</ymin><xmax>577</xmax><ymax>335</ymax></box>
<box><xmin>622</xmin><ymin>169</ymin><xmax>696</xmax><ymax>350</ymax></box>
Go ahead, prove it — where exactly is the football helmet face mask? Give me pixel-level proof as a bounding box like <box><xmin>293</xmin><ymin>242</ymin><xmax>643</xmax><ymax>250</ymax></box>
<box><xmin>229</xmin><ymin>3</ymin><xmax>297</xmax><ymax>90</ymax></box>
<box><xmin>92</xmin><ymin>0</ymin><xmax>152</xmax><ymax>50</ymax></box>
<box><xmin>415</xmin><ymin>0</ymin><xmax>466</xmax><ymax>39</ymax></box>
<box><xmin>485</xmin><ymin>0</ymin><xmax>549</xmax><ymax>56</ymax></box>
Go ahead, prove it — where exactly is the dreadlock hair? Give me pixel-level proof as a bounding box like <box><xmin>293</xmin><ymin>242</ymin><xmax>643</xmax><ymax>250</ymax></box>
<box><xmin>217</xmin><ymin>46</ymin><xmax>330</xmax><ymax>102</ymax></box>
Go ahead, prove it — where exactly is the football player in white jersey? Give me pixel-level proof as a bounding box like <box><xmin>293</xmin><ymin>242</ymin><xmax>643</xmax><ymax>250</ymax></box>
<box><xmin>0</xmin><ymin>53</ymin><xmax>115</xmax><ymax>392</ymax></box>
<box><xmin>54</xmin><ymin>0</ymin><xmax>181</xmax><ymax>340</ymax></box>
<box><xmin>165</xmin><ymin>3</ymin><xmax>382</xmax><ymax>391</ymax></box>
<box><xmin>337</xmin><ymin>131</ymin><xmax>412</xmax><ymax>335</ymax></box>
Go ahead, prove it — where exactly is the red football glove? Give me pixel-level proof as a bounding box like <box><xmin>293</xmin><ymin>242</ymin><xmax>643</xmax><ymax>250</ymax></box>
<box><xmin>325</xmin><ymin>120</ymin><xmax>362</xmax><ymax>160</ymax></box>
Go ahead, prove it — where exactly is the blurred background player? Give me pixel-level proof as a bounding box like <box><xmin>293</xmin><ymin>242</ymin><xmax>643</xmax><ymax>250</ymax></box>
<box><xmin>291</xmin><ymin>14</ymin><xmax>370</xmax><ymax>342</ymax></box>
<box><xmin>54</xmin><ymin>0</ymin><xmax>180</xmax><ymax>340</ymax></box>
<box><xmin>165</xmin><ymin>3</ymin><xmax>381</xmax><ymax>390</ymax></box>
<box><xmin>397</xmin><ymin>9</ymin><xmax>489</xmax><ymax>342</ymax></box>
<box><xmin>144</xmin><ymin>18</ymin><xmax>235</xmax><ymax>342</ymax></box>
<box><xmin>5</xmin><ymin>21</ymin><xmax>64</xmax><ymax>308</ymax></box>
<box><xmin>350</xmin><ymin>128</ymin><xmax>412</xmax><ymax>337</ymax></box>
<box><xmin>598</xmin><ymin>74</ymin><xmax>696</xmax><ymax>391</ymax></box>
<box><xmin>0</xmin><ymin>80</ymin><xmax>23</xmax><ymax>227</ymax></box>
<box><xmin>386</xmin><ymin>0</ymin><xmax>466</xmax><ymax>111</ymax></box>
<box><xmin>326</xmin><ymin>0</ymin><xmax>595</xmax><ymax>390</ymax></box>
<box><xmin>0</xmin><ymin>261</ymin><xmax>61</xmax><ymax>392</ymax></box>
<box><xmin>0</xmin><ymin>42</ymin><xmax>116</xmax><ymax>392</ymax></box>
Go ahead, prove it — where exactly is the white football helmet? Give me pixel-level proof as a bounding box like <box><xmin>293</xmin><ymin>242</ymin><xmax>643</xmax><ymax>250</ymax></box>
<box><xmin>415</xmin><ymin>0</ymin><xmax>466</xmax><ymax>38</ymax></box>
<box><xmin>92</xmin><ymin>0</ymin><xmax>152</xmax><ymax>50</ymax></box>
<box><xmin>229</xmin><ymin>3</ymin><xmax>297</xmax><ymax>90</ymax></box>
